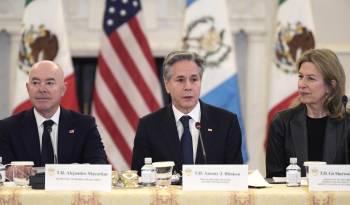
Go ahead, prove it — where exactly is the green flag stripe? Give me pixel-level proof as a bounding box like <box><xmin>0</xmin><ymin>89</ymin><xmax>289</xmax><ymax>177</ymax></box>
<box><xmin>25</xmin><ymin>0</ymin><xmax>34</xmax><ymax>7</ymax></box>
<box><xmin>279</xmin><ymin>0</ymin><xmax>287</xmax><ymax>5</ymax></box>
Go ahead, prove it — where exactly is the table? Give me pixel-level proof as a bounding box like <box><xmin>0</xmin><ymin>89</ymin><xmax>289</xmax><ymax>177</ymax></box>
<box><xmin>0</xmin><ymin>184</ymin><xmax>349</xmax><ymax>205</ymax></box>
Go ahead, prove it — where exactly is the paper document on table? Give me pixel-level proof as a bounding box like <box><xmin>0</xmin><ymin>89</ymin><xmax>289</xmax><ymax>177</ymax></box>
<box><xmin>272</xmin><ymin>177</ymin><xmax>286</xmax><ymax>183</ymax></box>
<box><xmin>248</xmin><ymin>170</ymin><xmax>271</xmax><ymax>187</ymax></box>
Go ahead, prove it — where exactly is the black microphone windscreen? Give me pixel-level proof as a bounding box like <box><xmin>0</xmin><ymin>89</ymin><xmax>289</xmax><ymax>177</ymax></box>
<box><xmin>342</xmin><ymin>95</ymin><xmax>348</xmax><ymax>105</ymax></box>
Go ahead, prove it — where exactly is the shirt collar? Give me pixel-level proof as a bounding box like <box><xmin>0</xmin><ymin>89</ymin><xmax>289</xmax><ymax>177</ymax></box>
<box><xmin>34</xmin><ymin>107</ymin><xmax>60</xmax><ymax>127</ymax></box>
<box><xmin>172</xmin><ymin>102</ymin><xmax>201</xmax><ymax>123</ymax></box>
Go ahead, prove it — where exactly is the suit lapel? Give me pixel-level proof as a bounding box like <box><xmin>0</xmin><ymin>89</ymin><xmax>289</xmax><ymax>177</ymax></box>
<box><xmin>290</xmin><ymin>107</ymin><xmax>308</xmax><ymax>163</ymax></box>
<box><xmin>323</xmin><ymin>118</ymin><xmax>339</xmax><ymax>163</ymax></box>
<box><xmin>57</xmin><ymin>108</ymin><xmax>74</xmax><ymax>163</ymax></box>
<box><xmin>21</xmin><ymin>109</ymin><xmax>41</xmax><ymax>164</ymax></box>
<box><xmin>163</xmin><ymin>105</ymin><xmax>182</xmax><ymax>168</ymax></box>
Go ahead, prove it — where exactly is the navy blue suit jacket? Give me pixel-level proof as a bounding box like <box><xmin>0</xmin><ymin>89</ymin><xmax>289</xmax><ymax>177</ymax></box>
<box><xmin>131</xmin><ymin>101</ymin><xmax>243</xmax><ymax>174</ymax></box>
<box><xmin>0</xmin><ymin>107</ymin><xmax>108</xmax><ymax>166</ymax></box>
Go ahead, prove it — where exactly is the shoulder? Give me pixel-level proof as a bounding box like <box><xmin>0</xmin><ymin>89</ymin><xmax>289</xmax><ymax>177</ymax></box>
<box><xmin>139</xmin><ymin>106</ymin><xmax>170</xmax><ymax>124</ymax></box>
<box><xmin>0</xmin><ymin>109</ymin><xmax>31</xmax><ymax>127</ymax></box>
<box><xmin>60</xmin><ymin>108</ymin><xmax>95</xmax><ymax>123</ymax></box>
<box><xmin>273</xmin><ymin>105</ymin><xmax>305</xmax><ymax>123</ymax></box>
<box><xmin>201</xmin><ymin>102</ymin><xmax>238</xmax><ymax>120</ymax></box>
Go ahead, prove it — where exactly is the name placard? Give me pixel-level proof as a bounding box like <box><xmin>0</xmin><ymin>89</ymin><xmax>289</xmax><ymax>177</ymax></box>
<box><xmin>309</xmin><ymin>165</ymin><xmax>350</xmax><ymax>191</ymax></box>
<box><xmin>45</xmin><ymin>164</ymin><xmax>112</xmax><ymax>191</ymax></box>
<box><xmin>182</xmin><ymin>165</ymin><xmax>248</xmax><ymax>191</ymax></box>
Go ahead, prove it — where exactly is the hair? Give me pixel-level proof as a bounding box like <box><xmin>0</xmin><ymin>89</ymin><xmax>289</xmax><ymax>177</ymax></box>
<box><xmin>162</xmin><ymin>50</ymin><xmax>204</xmax><ymax>81</ymax></box>
<box><xmin>296</xmin><ymin>48</ymin><xmax>347</xmax><ymax>119</ymax></box>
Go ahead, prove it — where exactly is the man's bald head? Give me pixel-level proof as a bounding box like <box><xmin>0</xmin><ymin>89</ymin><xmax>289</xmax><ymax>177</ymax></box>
<box><xmin>29</xmin><ymin>60</ymin><xmax>65</xmax><ymax>83</ymax></box>
<box><xmin>26</xmin><ymin>60</ymin><xmax>67</xmax><ymax>118</ymax></box>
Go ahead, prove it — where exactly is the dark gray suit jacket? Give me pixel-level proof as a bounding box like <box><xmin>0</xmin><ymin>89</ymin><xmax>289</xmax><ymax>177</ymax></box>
<box><xmin>266</xmin><ymin>105</ymin><xmax>349</xmax><ymax>178</ymax></box>
<box><xmin>131</xmin><ymin>101</ymin><xmax>243</xmax><ymax>174</ymax></box>
<box><xmin>0</xmin><ymin>107</ymin><xmax>108</xmax><ymax>166</ymax></box>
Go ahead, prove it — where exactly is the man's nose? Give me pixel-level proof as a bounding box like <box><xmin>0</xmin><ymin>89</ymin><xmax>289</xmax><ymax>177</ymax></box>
<box><xmin>184</xmin><ymin>80</ymin><xmax>192</xmax><ymax>89</ymax></box>
<box><xmin>38</xmin><ymin>83</ymin><xmax>48</xmax><ymax>92</ymax></box>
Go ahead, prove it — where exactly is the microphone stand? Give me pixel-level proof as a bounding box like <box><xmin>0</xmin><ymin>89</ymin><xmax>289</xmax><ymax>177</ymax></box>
<box><xmin>342</xmin><ymin>96</ymin><xmax>348</xmax><ymax>164</ymax></box>
<box><xmin>195</xmin><ymin>122</ymin><xmax>207</xmax><ymax>164</ymax></box>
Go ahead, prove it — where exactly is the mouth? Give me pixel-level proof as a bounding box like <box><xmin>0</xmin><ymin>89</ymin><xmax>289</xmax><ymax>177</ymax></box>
<box><xmin>298</xmin><ymin>91</ymin><xmax>310</xmax><ymax>96</ymax></box>
<box><xmin>35</xmin><ymin>97</ymin><xmax>50</xmax><ymax>101</ymax></box>
<box><xmin>182</xmin><ymin>96</ymin><xmax>193</xmax><ymax>100</ymax></box>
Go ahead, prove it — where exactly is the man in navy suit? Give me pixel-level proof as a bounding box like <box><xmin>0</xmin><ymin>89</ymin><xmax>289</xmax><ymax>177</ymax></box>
<box><xmin>131</xmin><ymin>51</ymin><xmax>243</xmax><ymax>174</ymax></box>
<box><xmin>0</xmin><ymin>60</ymin><xmax>107</xmax><ymax>174</ymax></box>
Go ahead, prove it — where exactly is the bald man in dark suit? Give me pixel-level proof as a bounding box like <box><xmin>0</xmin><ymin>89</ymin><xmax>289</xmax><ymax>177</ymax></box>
<box><xmin>0</xmin><ymin>60</ymin><xmax>107</xmax><ymax>173</ymax></box>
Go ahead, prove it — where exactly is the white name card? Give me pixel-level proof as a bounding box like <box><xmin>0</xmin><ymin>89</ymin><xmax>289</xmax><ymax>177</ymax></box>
<box><xmin>309</xmin><ymin>165</ymin><xmax>350</xmax><ymax>191</ymax></box>
<box><xmin>45</xmin><ymin>164</ymin><xmax>112</xmax><ymax>191</ymax></box>
<box><xmin>182</xmin><ymin>165</ymin><xmax>248</xmax><ymax>191</ymax></box>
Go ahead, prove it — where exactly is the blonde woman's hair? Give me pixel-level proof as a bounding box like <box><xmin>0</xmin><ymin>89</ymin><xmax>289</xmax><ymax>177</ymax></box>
<box><xmin>296</xmin><ymin>48</ymin><xmax>347</xmax><ymax>119</ymax></box>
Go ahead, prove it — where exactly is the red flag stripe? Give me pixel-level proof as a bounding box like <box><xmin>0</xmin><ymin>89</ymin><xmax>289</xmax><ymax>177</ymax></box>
<box><xmin>13</xmin><ymin>100</ymin><xmax>32</xmax><ymax>115</ymax></box>
<box><xmin>109</xmin><ymin>32</ymin><xmax>160</xmax><ymax>111</ymax></box>
<box><xmin>129</xmin><ymin>15</ymin><xmax>158</xmax><ymax>75</ymax></box>
<box><xmin>118</xmin><ymin>22</ymin><xmax>163</xmax><ymax>108</ymax></box>
<box><xmin>93</xmin><ymin>89</ymin><xmax>132</xmax><ymax>165</ymax></box>
<box><xmin>61</xmin><ymin>74</ymin><xmax>79</xmax><ymax>111</ymax></box>
<box><xmin>92</xmin><ymin>0</ymin><xmax>163</xmax><ymax>170</ymax></box>
<box><xmin>94</xmin><ymin>70</ymin><xmax>135</xmax><ymax>148</ymax></box>
<box><xmin>92</xmin><ymin>106</ymin><xmax>129</xmax><ymax>171</ymax></box>
<box><xmin>100</xmin><ymin>36</ymin><xmax>151</xmax><ymax>116</ymax></box>
<box><xmin>98</xmin><ymin>56</ymin><xmax>139</xmax><ymax>130</ymax></box>
<box><xmin>264</xmin><ymin>91</ymin><xmax>299</xmax><ymax>148</ymax></box>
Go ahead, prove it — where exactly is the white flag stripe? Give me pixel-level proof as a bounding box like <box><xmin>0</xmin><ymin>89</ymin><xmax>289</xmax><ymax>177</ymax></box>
<box><xmin>14</xmin><ymin>71</ymin><xmax>28</xmax><ymax>108</ymax></box>
<box><xmin>13</xmin><ymin>0</ymin><xmax>78</xmax><ymax>113</ymax></box>
<box><xmin>101</xmin><ymin>35</ymin><xmax>151</xmax><ymax>116</ymax></box>
<box><xmin>183</xmin><ymin>0</ymin><xmax>237</xmax><ymax>95</ymax></box>
<box><xmin>268</xmin><ymin>0</ymin><xmax>315</xmax><ymax>109</ymax></box>
<box><xmin>93</xmin><ymin>107</ymin><xmax>129</xmax><ymax>170</ymax></box>
<box><xmin>268</xmin><ymin>71</ymin><xmax>298</xmax><ymax>108</ymax></box>
<box><xmin>95</xmin><ymin>71</ymin><xmax>135</xmax><ymax>149</ymax></box>
<box><xmin>117</xmin><ymin>23</ymin><xmax>163</xmax><ymax>105</ymax></box>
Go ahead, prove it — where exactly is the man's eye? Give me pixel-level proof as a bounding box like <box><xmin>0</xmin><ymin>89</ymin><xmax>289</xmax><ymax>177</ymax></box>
<box><xmin>47</xmin><ymin>81</ymin><xmax>55</xmax><ymax>86</ymax></box>
<box><xmin>32</xmin><ymin>81</ymin><xmax>40</xmax><ymax>85</ymax></box>
<box><xmin>176</xmin><ymin>79</ymin><xmax>184</xmax><ymax>82</ymax></box>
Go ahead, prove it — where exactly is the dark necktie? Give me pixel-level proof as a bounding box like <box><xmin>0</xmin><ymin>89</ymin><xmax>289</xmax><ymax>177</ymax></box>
<box><xmin>41</xmin><ymin>120</ymin><xmax>55</xmax><ymax>165</ymax></box>
<box><xmin>180</xmin><ymin>115</ymin><xmax>193</xmax><ymax>164</ymax></box>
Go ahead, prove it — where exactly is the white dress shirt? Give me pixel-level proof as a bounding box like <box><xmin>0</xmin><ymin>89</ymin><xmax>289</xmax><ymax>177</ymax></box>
<box><xmin>172</xmin><ymin>102</ymin><xmax>201</xmax><ymax>163</ymax></box>
<box><xmin>34</xmin><ymin>107</ymin><xmax>60</xmax><ymax>163</ymax></box>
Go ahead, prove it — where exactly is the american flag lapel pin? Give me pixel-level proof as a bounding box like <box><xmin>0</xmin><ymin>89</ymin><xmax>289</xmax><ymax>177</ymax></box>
<box><xmin>69</xmin><ymin>129</ymin><xmax>75</xmax><ymax>134</ymax></box>
<box><xmin>208</xmin><ymin>128</ymin><xmax>213</xmax><ymax>132</ymax></box>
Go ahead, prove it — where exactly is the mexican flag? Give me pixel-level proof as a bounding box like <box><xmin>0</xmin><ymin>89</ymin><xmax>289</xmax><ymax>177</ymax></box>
<box><xmin>13</xmin><ymin>0</ymin><xmax>79</xmax><ymax>114</ymax></box>
<box><xmin>266</xmin><ymin>0</ymin><xmax>316</xmax><ymax>146</ymax></box>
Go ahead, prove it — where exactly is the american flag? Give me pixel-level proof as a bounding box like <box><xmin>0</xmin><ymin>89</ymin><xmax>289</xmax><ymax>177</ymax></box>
<box><xmin>92</xmin><ymin>0</ymin><xmax>163</xmax><ymax>170</ymax></box>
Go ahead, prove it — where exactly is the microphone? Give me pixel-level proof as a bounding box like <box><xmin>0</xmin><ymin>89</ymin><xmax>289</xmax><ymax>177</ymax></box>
<box><xmin>195</xmin><ymin>122</ymin><xmax>207</xmax><ymax>164</ymax></box>
<box><xmin>342</xmin><ymin>95</ymin><xmax>348</xmax><ymax>164</ymax></box>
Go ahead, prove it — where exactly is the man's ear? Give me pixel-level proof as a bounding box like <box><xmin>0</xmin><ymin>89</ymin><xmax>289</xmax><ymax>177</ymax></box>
<box><xmin>164</xmin><ymin>79</ymin><xmax>170</xmax><ymax>94</ymax></box>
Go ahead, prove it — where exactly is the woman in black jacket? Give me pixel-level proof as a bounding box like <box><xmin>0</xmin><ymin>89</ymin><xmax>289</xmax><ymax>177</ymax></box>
<box><xmin>266</xmin><ymin>48</ymin><xmax>349</xmax><ymax>178</ymax></box>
